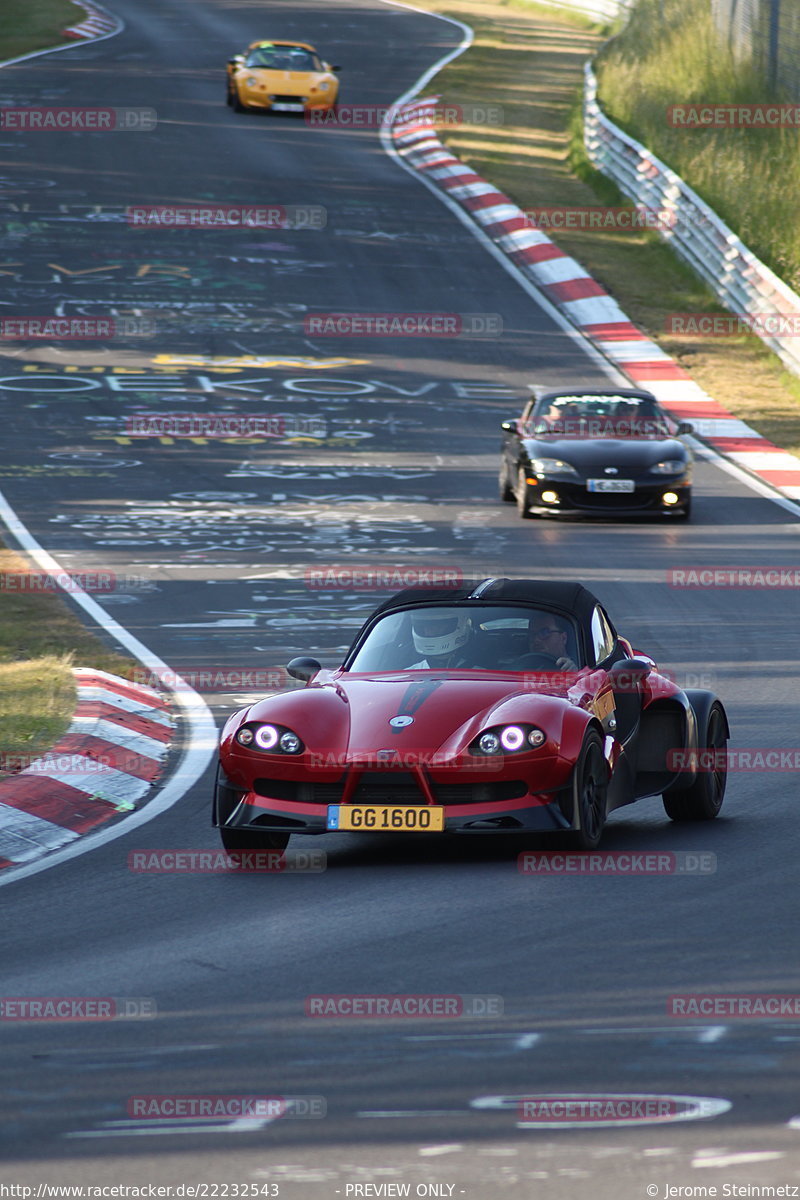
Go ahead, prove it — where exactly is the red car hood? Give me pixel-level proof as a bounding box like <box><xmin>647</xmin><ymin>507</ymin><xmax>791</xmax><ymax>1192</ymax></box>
<box><xmin>241</xmin><ymin>671</ymin><xmax>583</xmax><ymax>760</ymax></box>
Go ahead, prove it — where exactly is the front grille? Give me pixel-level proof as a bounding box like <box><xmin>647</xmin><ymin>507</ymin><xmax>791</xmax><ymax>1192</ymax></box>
<box><xmin>254</xmin><ymin>778</ymin><xmax>344</xmax><ymax>804</ymax></box>
<box><xmin>433</xmin><ymin>780</ymin><xmax>528</xmax><ymax>805</ymax></box>
<box><xmin>271</xmin><ymin>94</ymin><xmax>306</xmax><ymax>103</ymax></box>
<box><xmin>253</xmin><ymin>773</ymin><xmax>529</xmax><ymax>808</ymax></box>
<box><xmin>352</xmin><ymin>771</ymin><xmax>424</xmax><ymax>805</ymax></box>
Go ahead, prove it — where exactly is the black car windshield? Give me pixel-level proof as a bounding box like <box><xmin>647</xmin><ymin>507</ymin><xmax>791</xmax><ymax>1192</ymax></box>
<box><xmin>531</xmin><ymin>394</ymin><xmax>672</xmax><ymax>439</ymax></box>
<box><xmin>245</xmin><ymin>47</ymin><xmax>320</xmax><ymax>70</ymax></box>
<box><xmin>347</xmin><ymin>605</ymin><xmax>583</xmax><ymax>672</ymax></box>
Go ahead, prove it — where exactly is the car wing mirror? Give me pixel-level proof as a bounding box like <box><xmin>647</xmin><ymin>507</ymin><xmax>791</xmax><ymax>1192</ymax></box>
<box><xmin>287</xmin><ymin>656</ymin><xmax>322</xmax><ymax>682</ymax></box>
<box><xmin>501</xmin><ymin>419</ymin><xmax>517</xmax><ymax>433</ymax></box>
<box><xmin>608</xmin><ymin>657</ymin><xmax>652</xmax><ymax>688</ymax></box>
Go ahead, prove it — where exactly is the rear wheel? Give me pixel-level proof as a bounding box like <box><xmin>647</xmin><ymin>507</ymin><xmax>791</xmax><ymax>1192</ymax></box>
<box><xmin>663</xmin><ymin>700</ymin><xmax>727</xmax><ymax>820</ymax></box>
<box><xmin>568</xmin><ymin>729</ymin><xmax>608</xmax><ymax>850</ymax></box>
<box><xmin>516</xmin><ymin>465</ymin><xmax>535</xmax><ymax>519</ymax></box>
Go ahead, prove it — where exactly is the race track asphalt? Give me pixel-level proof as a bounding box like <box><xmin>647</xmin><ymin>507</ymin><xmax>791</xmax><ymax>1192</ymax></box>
<box><xmin>0</xmin><ymin>3</ymin><xmax>798</xmax><ymax>1195</ymax></box>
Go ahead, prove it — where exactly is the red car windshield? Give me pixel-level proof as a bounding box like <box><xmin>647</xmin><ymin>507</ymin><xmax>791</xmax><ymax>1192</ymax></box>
<box><xmin>347</xmin><ymin>605</ymin><xmax>582</xmax><ymax>672</ymax></box>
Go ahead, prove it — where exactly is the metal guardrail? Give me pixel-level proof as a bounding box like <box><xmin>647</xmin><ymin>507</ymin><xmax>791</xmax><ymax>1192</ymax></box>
<box><xmin>583</xmin><ymin>61</ymin><xmax>800</xmax><ymax>376</ymax></box>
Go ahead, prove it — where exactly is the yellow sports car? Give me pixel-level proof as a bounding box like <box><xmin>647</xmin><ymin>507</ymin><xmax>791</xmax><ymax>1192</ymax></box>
<box><xmin>226</xmin><ymin>40</ymin><xmax>340</xmax><ymax>114</ymax></box>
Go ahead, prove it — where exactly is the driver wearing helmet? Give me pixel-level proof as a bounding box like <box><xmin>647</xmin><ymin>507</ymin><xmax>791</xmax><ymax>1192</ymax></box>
<box><xmin>407</xmin><ymin>610</ymin><xmax>480</xmax><ymax>669</ymax></box>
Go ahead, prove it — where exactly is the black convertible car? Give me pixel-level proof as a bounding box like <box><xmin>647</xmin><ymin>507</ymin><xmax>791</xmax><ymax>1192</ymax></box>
<box><xmin>500</xmin><ymin>387</ymin><xmax>694</xmax><ymax>519</ymax></box>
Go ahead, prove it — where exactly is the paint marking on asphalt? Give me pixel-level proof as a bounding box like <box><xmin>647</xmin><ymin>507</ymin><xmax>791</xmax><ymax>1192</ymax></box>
<box><xmin>692</xmin><ymin>1150</ymin><xmax>785</xmax><ymax>1167</ymax></box>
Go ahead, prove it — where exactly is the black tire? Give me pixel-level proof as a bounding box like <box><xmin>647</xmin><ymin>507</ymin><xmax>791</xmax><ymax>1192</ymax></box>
<box><xmin>499</xmin><ymin>458</ymin><xmax>515</xmax><ymax>502</ymax></box>
<box><xmin>567</xmin><ymin>729</ymin><xmax>608</xmax><ymax>850</ymax></box>
<box><xmin>516</xmin><ymin>465</ymin><xmax>535</xmax><ymax>519</ymax></box>
<box><xmin>663</xmin><ymin>700</ymin><xmax>727</xmax><ymax>821</ymax></box>
<box><xmin>231</xmin><ymin>83</ymin><xmax>247</xmax><ymax>113</ymax></box>
<box><xmin>214</xmin><ymin>761</ymin><xmax>290</xmax><ymax>851</ymax></box>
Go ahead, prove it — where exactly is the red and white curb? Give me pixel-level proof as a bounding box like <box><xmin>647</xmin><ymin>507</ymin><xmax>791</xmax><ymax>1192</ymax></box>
<box><xmin>390</xmin><ymin>98</ymin><xmax>800</xmax><ymax>502</ymax></box>
<box><xmin>0</xmin><ymin>668</ymin><xmax>172</xmax><ymax>870</ymax></box>
<box><xmin>63</xmin><ymin>0</ymin><xmax>120</xmax><ymax>40</ymax></box>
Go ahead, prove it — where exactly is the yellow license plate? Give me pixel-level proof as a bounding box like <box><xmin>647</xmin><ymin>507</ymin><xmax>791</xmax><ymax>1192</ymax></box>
<box><xmin>327</xmin><ymin>804</ymin><xmax>444</xmax><ymax>832</ymax></box>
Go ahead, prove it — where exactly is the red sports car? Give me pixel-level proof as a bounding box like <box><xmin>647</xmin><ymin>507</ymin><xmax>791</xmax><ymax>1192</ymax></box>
<box><xmin>214</xmin><ymin>579</ymin><xmax>729</xmax><ymax>851</ymax></box>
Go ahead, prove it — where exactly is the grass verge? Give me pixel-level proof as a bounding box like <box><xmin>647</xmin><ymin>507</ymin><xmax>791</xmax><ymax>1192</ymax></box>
<box><xmin>0</xmin><ymin>0</ymin><xmax>86</xmax><ymax>62</ymax></box>
<box><xmin>0</xmin><ymin>547</ymin><xmax>136</xmax><ymax>776</ymax></box>
<box><xmin>399</xmin><ymin>0</ymin><xmax>800</xmax><ymax>456</ymax></box>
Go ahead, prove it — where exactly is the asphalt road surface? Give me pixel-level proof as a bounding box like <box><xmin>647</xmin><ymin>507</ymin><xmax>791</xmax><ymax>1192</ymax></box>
<box><xmin>1</xmin><ymin>2</ymin><xmax>799</xmax><ymax>1197</ymax></box>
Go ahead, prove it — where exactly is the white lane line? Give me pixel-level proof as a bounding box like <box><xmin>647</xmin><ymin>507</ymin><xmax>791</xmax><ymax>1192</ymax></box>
<box><xmin>0</xmin><ymin>488</ymin><xmax>218</xmax><ymax>888</ymax></box>
<box><xmin>65</xmin><ymin>1117</ymin><xmax>277</xmax><ymax>1138</ymax></box>
<box><xmin>418</xmin><ymin>1145</ymin><xmax>464</xmax><ymax>1156</ymax></box>
<box><xmin>693</xmin><ymin>1151</ymin><xmax>784</xmax><ymax>1167</ymax></box>
<box><xmin>377</xmin><ymin>0</ymin><xmax>629</xmax><ymax>386</ymax></box>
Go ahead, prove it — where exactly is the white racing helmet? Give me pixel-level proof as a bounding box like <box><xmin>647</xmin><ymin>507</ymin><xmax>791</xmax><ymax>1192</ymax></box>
<box><xmin>411</xmin><ymin>610</ymin><xmax>471</xmax><ymax>659</ymax></box>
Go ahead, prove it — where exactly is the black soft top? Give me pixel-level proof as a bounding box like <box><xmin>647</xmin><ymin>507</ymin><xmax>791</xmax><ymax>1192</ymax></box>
<box><xmin>370</xmin><ymin>577</ymin><xmax>603</xmax><ymax>627</ymax></box>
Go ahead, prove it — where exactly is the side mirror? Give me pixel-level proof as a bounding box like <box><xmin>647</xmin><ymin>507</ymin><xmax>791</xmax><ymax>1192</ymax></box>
<box><xmin>608</xmin><ymin>657</ymin><xmax>652</xmax><ymax>691</ymax></box>
<box><xmin>331</xmin><ymin>65</ymin><xmax>341</xmax><ymax>72</ymax></box>
<box><xmin>287</xmin><ymin>656</ymin><xmax>322</xmax><ymax>682</ymax></box>
<box><xmin>676</xmin><ymin>421</ymin><xmax>694</xmax><ymax>435</ymax></box>
<box><xmin>501</xmin><ymin>419</ymin><xmax>517</xmax><ymax>433</ymax></box>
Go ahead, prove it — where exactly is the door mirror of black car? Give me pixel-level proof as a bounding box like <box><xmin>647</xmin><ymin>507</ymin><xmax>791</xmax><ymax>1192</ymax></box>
<box><xmin>287</xmin><ymin>656</ymin><xmax>322</xmax><ymax>682</ymax></box>
<box><xmin>501</xmin><ymin>420</ymin><xmax>517</xmax><ymax>433</ymax></box>
<box><xmin>677</xmin><ymin>421</ymin><xmax>694</xmax><ymax>435</ymax></box>
<box><xmin>332</xmin><ymin>65</ymin><xmax>342</xmax><ymax>71</ymax></box>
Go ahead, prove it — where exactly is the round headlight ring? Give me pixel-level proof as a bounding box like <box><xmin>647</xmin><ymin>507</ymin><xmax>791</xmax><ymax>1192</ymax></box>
<box><xmin>254</xmin><ymin>724</ymin><xmax>279</xmax><ymax>750</ymax></box>
<box><xmin>500</xmin><ymin>725</ymin><xmax>525</xmax><ymax>752</ymax></box>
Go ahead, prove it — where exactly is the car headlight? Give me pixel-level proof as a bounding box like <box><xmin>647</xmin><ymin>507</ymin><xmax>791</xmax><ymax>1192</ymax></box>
<box><xmin>246</xmin><ymin>76</ymin><xmax>258</xmax><ymax>86</ymax></box>
<box><xmin>319</xmin><ymin>81</ymin><xmax>329</xmax><ymax>90</ymax></box>
<box><xmin>530</xmin><ymin>458</ymin><xmax>579</xmax><ymax>477</ymax></box>
<box><xmin>471</xmin><ymin>724</ymin><xmax>547</xmax><ymax>756</ymax></box>
<box><xmin>236</xmin><ymin>723</ymin><xmax>305</xmax><ymax>753</ymax></box>
<box><xmin>650</xmin><ymin>459</ymin><xmax>686</xmax><ymax>475</ymax></box>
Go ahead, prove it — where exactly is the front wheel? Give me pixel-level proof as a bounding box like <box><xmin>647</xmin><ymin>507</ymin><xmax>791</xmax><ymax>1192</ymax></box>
<box><xmin>663</xmin><ymin>700</ymin><xmax>727</xmax><ymax>820</ymax></box>
<box><xmin>568</xmin><ymin>729</ymin><xmax>608</xmax><ymax>850</ymax></box>
<box><xmin>499</xmin><ymin>458</ymin><xmax>515</xmax><ymax>502</ymax></box>
<box><xmin>516</xmin><ymin>466</ymin><xmax>535</xmax><ymax>519</ymax></box>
